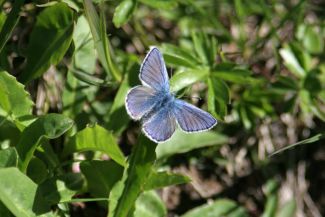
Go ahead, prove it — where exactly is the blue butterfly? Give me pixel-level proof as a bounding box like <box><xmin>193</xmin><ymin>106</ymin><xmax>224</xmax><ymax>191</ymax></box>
<box><xmin>125</xmin><ymin>47</ymin><xmax>217</xmax><ymax>143</ymax></box>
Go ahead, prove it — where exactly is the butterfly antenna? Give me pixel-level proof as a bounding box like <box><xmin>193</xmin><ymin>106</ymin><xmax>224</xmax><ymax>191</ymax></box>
<box><xmin>177</xmin><ymin>95</ymin><xmax>202</xmax><ymax>101</ymax></box>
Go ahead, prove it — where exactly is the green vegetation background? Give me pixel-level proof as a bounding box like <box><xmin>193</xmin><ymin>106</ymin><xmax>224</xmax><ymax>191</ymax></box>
<box><xmin>0</xmin><ymin>0</ymin><xmax>324</xmax><ymax>216</ymax></box>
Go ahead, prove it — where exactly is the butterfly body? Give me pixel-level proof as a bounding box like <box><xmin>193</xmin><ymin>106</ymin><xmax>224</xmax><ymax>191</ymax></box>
<box><xmin>125</xmin><ymin>47</ymin><xmax>217</xmax><ymax>143</ymax></box>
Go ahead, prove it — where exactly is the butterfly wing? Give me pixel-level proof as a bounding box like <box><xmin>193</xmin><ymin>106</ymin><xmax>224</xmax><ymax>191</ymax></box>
<box><xmin>142</xmin><ymin>108</ymin><xmax>176</xmax><ymax>143</ymax></box>
<box><xmin>140</xmin><ymin>47</ymin><xmax>169</xmax><ymax>91</ymax></box>
<box><xmin>125</xmin><ymin>85</ymin><xmax>157</xmax><ymax>120</ymax></box>
<box><xmin>173</xmin><ymin>99</ymin><xmax>217</xmax><ymax>132</ymax></box>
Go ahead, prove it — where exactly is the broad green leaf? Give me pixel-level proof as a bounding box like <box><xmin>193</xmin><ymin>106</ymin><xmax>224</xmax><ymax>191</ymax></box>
<box><xmin>303</xmin><ymin>26</ymin><xmax>323</xmax><ymax>54</ymax></box>
<box><xmin>16</xmin><ymin>114</ymin><xmax>74</xmax><ymax>172</ymax></box>
<box><xmin>73</xmin><ymin>15</ymin><xmax>96</xmax><ymax>73</ymax></box>
<box><xmin>0</xmin><ymin>0</ymin><xmax>24</xmax><ymax>53</ymax></box>
<box><xmin>39</xmin><ymin>173</ymin><xmax>84</xmax><ymax>205</ymax></box>
<box><xmin>113</xmin><ymin>0</ymin><xmax>137</xmax><ymax>28</ymax></box>
<box><xmin>181</xmin><ymin>199</ymin><xmax>248</xmax><ymax>217</ymax></box>
<box><xmin>0</xmin><ymin>167</ymin><xmax>53</xmax><ymax>217</ymax></box>
<box><xmin>83</xmin><ymin>0</ymin><xmax>121</xmax><ymax>81</ymax></box>
<box><xmin>26</xmin><ymin>157</ymin><xmax>48</xmax><ymax>184</ymax></box>
<box><xmin>0</xmin><ymin>71</ymin><xmax>33</xmax><ymax>121</ymax></box>
<box><xmin>277</xmin><ymin>200</ymin><xmax>296</xmax><ymax>217</ymax></box>
<box><xmin>156</xmin><ymin>130</ymin><xmax>228</xmax><ymax>159</ymax></box>
<box><xmin>170</xmin><ymin>69</ymin><xmax>209</xmax><ymax>92</ymax></box>
<box><xmin>19</xmin><ymin>3</ymin><xmax>74</xmax><ymax>83</ymax></box>
<box><xmin>139</xmin><ymin>0</ymin><xmax>177</xmax><ymax>9</ymax></box>
<box><xmin>108</xmin><ymin>135</ymin><xmax>157</xmax><ymax>217</ymax></box>
<box><xmin>80</xmin><ymin>160</ymin><xmax>123</xmax><ymax>205</ymax></box>
<box><xmin>0</xmin><ymin>147</ymin><xmax>18</xmax><ymax>168</ymax></box>
<box><xmin>134</xmin><ymin>191</ymin><xmax>167</xmax><ymax>217</ymax></box>
<box><xmin>64</xmin><ymin>124</ymin><xmax>125</xmax><ymax>166</ymax></box>
<box><xmin>144</xmin><ymin>171</ymin><xmax>190</xmax><ymax>190</ymax></box>
<box><xmin>261</xmin><ymin>194</ymin><xmax>277</xmax><ymax>217</ymax></box>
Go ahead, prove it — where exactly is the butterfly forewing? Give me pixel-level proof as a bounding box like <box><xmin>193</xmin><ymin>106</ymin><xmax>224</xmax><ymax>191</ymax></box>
<box><xmin>140</xmin><ymin>47</ymin><xmax>169</xmax><ymax>91</ymax></box>
<box><xmin>125</xmin><ymin>85</ymin><xmax>157</xmax><ymax>120</ymax></box>
<box><xmin>173</xmin><ymin>99</ymin><xmax>217</xmax><ymax>132</ymax></box>
<box><xmin>142</xmin><ymin>109</ymin><xmax>176</xmax><ymax>142</ymax></box>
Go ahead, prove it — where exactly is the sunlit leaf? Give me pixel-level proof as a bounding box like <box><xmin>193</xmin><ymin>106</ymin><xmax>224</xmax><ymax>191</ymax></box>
<box><xmin>170</xmin><ymin>69</ymin><xmax>209</xmax><ymax>92</ymax></box>
<box><xmin>156</xmin><ymin>130</ymin><xmax>228</xmax><ymax>159</ymax></box>
<box><xmin>0</xmin><ymin>167</ymin><xmax>54</xmax><ymax>217</ymax></box>
<box><xmin>144</xmin><ymin>171</ymin><xmax>190</xmax><ymax>190</ymax></box>
<box><xmin>134</xmin><ymin>191</ymin><xmax>167</xmax><ymax>217</ymax></box>
<box><xmin>113</xmin><ymin>0</ymin><xmax>137</xmax><ymax>28</ymax></box>
<box><xmin>63</xmin><ymin>124</ymin><xmax>125</xmax><ymax>166</ymax></box>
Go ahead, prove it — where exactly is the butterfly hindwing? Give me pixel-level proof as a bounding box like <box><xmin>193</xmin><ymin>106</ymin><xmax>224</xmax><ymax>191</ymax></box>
<box><xmin>140</xmin><ymin>47</ymin><xmax>169</xmax><ymax>91</ymax></box>
<box><xmin>142</xmin><ymin>108</ymin><xmax>176</xmax><ymax>143</ymax></box>
<box><xmin>125</xmin><ymin>85</ymin><xmax>157</xmax><ymax>120</ymax></box>
<box><xmin>173</xmin><ymin>99</ymin><xmax>217</xmax><ymax>132</ymax></box>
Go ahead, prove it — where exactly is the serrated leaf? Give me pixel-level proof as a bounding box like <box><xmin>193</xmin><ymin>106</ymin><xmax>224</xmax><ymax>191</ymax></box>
<box><xmin>113</xmin><ymin>0</ymin><xmax>137</xmax><ymax>28</ymax></box>
<box><xmin>0</xmin><ymin>167</ymin><xmax>54</xmax><ymax>217</ymax></box>
<box><xmin>19</xmin><ymin>3</ymin><xmax>74</xmax><ymax>83</ymax></box>
<box><xmin>181</xmin><ymin>199</ymin><xmax>249</xmax><ymax>217</ymax></box>
<box><xmin>0</xmin><ymin>71</ymin><xmax>33</xmax><ymax>121</ymax></box>
<box><xmin>134</xmin><ymin>191</ymin><xmax>167</xmax><ymax>217</ymax></box>
<box><xmin>156</xmin><ymin>130</ymin><xmax>228</xmax><ymax>159</ymax></box>
<box><xmin>63</xmin><ymin>124</ymin><xmax>125</xmax><ymax>166</ymax></box>
<box><xmin>16</xmin><ymin>113</ymin><xmax>74</xmax><ymax>173</ymax></box>
<box><xmin>108</xmin><ymin>135</ymin><xmax>157</xmax><ymax>217</ymax></box>
<box><xmin>144</xmin><ymin>171</ymin><xmax>190</xmax><ymax>190</ymax></box>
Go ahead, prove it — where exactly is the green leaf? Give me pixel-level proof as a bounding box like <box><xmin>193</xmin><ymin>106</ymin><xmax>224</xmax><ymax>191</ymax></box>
<box><xmin>279</xmin><ymin>43</ymin><xmax>311</xmax><ymax>78</ymax></box>
<box><xmin>83</xmin><ymin>0</ymin><xmax>122</xmax><ymax>81</ymax></box>
<box><xmin>0</xmin><ymin>147</ymin><xmax>18</xmax><ymax>168</ymax></box>
<box><xmin>303</xmin><ymin>26</ymin><xmax>324</xmax><ymax>54</ymax></box>
<box><xmin>134</xmin><ymin>191</ymin><xmax>167</xmax><ymax>217</ymax></box>
<box><xmin>181</xmin><ymin>199</ymin><xmax>248</xmax><ymax>217</ymax></box>
<box><xmin>0</xmin><ymin>167</ymin><xmax>53</xmax><ymax>217</ymax></box>
<box><xmin>39</xmin><ymin>173</ymin><xmax>84</xmax><ymax>205</ymax></box>
<box><xmin>144</xmin><ymin>171</ymin><xmax>190</xmax><ymax>190</ymax></box>
<box><xmin>27</xmin><ymin>157</ymin><xmax>48</xmax><ymax>184</ymax></box>
<box><xmin>107</xmin><ymin>74</ymin><xmax>132</xmax><ymax>134</ymax></box>
<box><xmin>139</xmin><ymin>0</ymin><xmax>177</xmax><ymax>9</ymax></box>
<box><xmin>0</xmin><ymin>0</ymin><xmax>24</xmax><ymax>53</ymax></box>
<box><xmin>269</xmin><ymin>133</ymin><xmax>325</xmax><ymax>157</ymax></box>
<box><xmin>170</xmin><ymin>69</ymin><xmax>209</xmax><ymax>92</ymax></box>
<box><xmin>19</xmin><ymin>3</ymin><xmax>74</xmax><ymax>83</ymax></box>
<box><xmin>108</xmin><ymin>135</ymin><xmax>157</xmax><ymax>217</ymax></box>
<box><xmin>156</xmin><ymin>130</ymin><xmax>228</xmax><ymax>159</ymax></box>
<box><xmin>64</xmin><ymin>124</ymin><xmax>125</xmax><ymax>166</ymax></box>
<box><xmin>0</xmin><ymin>71</ymin><xmax>34</xmax><ymax>122</ymax></box>
<box><xmin>113</xmin><ymin>0</ymin><xmax>137</xmax><ymax>28</ymax></box>
<box><xmin>160</xmin><ymin>44</ymin><xmax>199</xmax><ymax>68</ymax></box>
<box><xmin>277</xmin><ymin>200</ymin><xmax>296</xmax><ymax>217</ymax></box>
<box><xmin>207</xmin><ymin>77</ymin><xmax>229</xmax><ymax>119</ymax></box>
<box><xmin>16</xmin><ymin>113</ymin><xmax>74</xmax><ymax>173</ymax></box>
<box><xmin>212</xmin><ymin>68</ymin><xmax>255</xmax><ymax>84</ymax></box>
<box><xmin>80</xmin><ymin>160</ymin><xmax>123</xmax><ymax>205</ymax></box>
<box><xmin>73</xmin><ymin>15</ymin><xmax>96</xmax><ymax>73</ymax></box>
